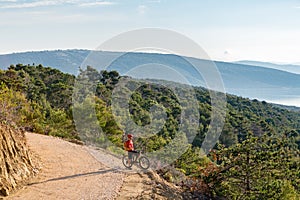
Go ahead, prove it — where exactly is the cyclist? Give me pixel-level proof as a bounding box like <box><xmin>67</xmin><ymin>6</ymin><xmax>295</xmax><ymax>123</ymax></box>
<box><xmin>124</xmin><ymin>134</ymin><xmax>139</xmax><ymax>167</ymax></box>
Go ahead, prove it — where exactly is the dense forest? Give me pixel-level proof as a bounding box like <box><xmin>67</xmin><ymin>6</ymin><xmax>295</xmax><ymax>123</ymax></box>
<box><xmin>0</xmin><ymin>64</ymin><xmax>299</xmax><ymax>199</ymax></box>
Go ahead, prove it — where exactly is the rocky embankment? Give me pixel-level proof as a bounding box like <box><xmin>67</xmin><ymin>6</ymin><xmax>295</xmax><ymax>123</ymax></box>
<box><xmin>0</xmin><ymin>125</ymin><xmax>37</xmax><ymax>197</ymax></box>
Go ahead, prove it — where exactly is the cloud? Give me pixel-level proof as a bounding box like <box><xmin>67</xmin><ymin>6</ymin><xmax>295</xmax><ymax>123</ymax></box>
<box><xmin>148</xmin><ymin>0</ymin><xmax>161</xmax><ymax>3</ymax></box>
<box><xmin>0</xmin><ymin>1</ymin><xmax>59</xmax><ymax>9</ymax></box>
<box><xmin>222</xmin><ymin>49</ymin><xmax>236</xmax><ymax>61</ymax></box>
<box><xmin>0</xmin><ymin>0</ymin><xmax>116</xmax><ymax>9</ymax></box>
<box><xmin>224</xmin><ymin>50</ymin><xmax>230</xmax><ymax>55</ymax></box>
<box><xmin>0</xmin><ymin>0</ymin><xmax>17</xmax><ymax>2</ymax></box>
<box><xmin>137</xmin><ymin>5</ymin><xmax>147</xmax><ymax>15</ymax></box>
<box><xmin>78</xmin><ymin>1</ymin><xmax>115</xmax><ymax>7</ymax></box>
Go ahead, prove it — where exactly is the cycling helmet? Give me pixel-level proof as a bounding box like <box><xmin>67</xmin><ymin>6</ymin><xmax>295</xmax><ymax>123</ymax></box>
<box><xmin>127</xmin><ymin>134</ymin><xmax>133</xmax><ymax>138</ymax></box>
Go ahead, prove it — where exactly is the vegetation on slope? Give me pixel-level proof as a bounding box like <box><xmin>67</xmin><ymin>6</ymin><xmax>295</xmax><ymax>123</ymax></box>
<box><xmin>0</xmin><ymin>64</ymin><xmax>299</xmax><ymax>199</ymax></box>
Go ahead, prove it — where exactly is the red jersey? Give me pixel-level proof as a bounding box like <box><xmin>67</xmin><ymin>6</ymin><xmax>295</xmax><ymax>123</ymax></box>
<box><xmin>124</xmin><ymin>140</ymin><xmax>134</xmax><ymax>151</ymax></box>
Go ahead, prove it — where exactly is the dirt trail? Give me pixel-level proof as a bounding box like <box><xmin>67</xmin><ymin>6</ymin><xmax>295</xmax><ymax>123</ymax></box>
<box><xmin>3</xmin><ymin>132</ymin><xmax>183</xmax><ymax>200</ymax></box>
<box><xmin>5</xmin><ymin>132</ymin><xmax>125</xmax><ymax>200</ymax></box>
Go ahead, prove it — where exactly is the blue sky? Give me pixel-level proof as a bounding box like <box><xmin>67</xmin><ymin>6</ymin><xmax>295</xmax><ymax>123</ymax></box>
<box><xmin>1</xmin><ymin>0</ymin><xmax>300</xmax><ymax>63</ymax></box>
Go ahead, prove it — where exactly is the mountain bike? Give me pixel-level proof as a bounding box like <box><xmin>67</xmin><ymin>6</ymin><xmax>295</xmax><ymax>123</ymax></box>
<box><xmin>122</xmin><ymin>150</ymin><xmax>150</xmax><ymax>170</ymax></box>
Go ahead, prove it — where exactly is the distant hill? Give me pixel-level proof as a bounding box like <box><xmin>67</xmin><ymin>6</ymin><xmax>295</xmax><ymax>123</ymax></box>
<box><xmin>0</xmin><ymin>49</ymin><xmax>89</xmax><ymax>75</ymax></box>
<box><xmin>1</xmin><ymin>49</ymin><xmax>300</xmax><ymax>106</ymax></box>
<box><xmin>236</xmin><ymin>60</ymin><xmax>300</xmax><ymax>74</ymax></box>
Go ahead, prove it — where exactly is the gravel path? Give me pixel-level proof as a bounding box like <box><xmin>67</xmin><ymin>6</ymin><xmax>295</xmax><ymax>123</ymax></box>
<box><xmin>5</xmin><ymin>132</ymin><xmax>125</xmax><ymax>200</ymax></box>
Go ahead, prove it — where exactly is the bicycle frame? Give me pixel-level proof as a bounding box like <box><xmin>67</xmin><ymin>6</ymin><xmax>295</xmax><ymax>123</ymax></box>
<box><xmin>129</xmin><ymin>151</ymin><xmax>141</xmax><ymax>162</ymax></box>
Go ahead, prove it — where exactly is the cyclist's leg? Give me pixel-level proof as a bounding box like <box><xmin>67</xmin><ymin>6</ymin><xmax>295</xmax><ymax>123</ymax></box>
<box><xmin>128</xmin><ymin>151</ymin><xmax>133</xmax><ymax>165</ymax></box>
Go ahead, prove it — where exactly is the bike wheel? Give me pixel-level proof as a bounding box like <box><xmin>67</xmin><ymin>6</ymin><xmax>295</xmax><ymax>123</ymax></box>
<box><xmin>122</xmin><ymin>156</ymin><xmax>133</xmax><ymax>168</ymax></box>
<box><xmin>138</xmin><ymin>156</ymin><xmax>150</xmax><ymax>170</ymax></box>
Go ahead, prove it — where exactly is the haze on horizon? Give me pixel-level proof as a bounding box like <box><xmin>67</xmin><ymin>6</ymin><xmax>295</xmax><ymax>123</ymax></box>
<box><xmin>0</xmin><ymin>0</ymin><xmax>300</xmax><ymax>64</ymax></box>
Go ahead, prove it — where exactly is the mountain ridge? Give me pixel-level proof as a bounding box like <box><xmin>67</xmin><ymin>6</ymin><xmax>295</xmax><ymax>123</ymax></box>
<box><xmin>236</xmin><ymin>60</ymin><xmax>300</xmax><ymax>74</ymax></box>
<box><xmin>1</xmin><ymin>49</ymin><xmax>300</xmax><ymax>106</ymax></box>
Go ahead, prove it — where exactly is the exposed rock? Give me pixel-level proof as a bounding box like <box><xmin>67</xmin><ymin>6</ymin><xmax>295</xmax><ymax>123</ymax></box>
<box><xmin>0</xmin><ymin>124</ymin><xmax>38</xmax><ymax>197</ymax></box>
<box><xmin>116</xmin><ymin>171</ymin><xmax>183</xmax><ymax>200</ymax></box>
